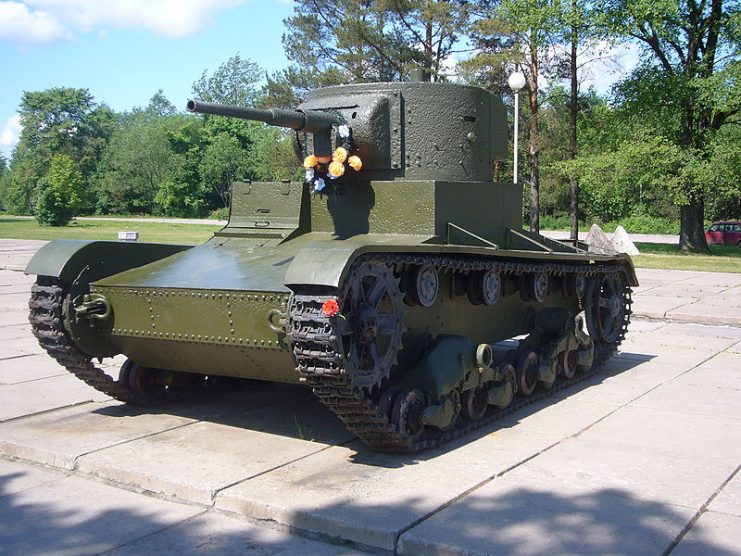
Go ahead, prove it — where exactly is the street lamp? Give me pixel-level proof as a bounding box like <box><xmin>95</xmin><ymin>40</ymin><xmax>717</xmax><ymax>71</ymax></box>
<box><xmin>508</xmin><ymin>71</ymin><xmax>526</xmax><ymax>184</ymax></box>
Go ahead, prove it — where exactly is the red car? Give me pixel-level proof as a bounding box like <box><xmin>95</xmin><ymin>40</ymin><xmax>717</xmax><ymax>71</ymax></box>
<box><xmin>705</xmin><ymin>221</ymin><xmax>741</xmax><ymax>246</ymax></box>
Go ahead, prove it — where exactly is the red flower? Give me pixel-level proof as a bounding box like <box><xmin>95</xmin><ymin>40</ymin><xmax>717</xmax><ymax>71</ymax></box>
<box><xmin>322</xmin><ymin>298</ymin><xmax>340</xmax><ymax>317</ymax></box>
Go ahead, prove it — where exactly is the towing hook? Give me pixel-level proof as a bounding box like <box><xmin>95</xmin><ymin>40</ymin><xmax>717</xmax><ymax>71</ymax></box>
<box><xmin>73</xmin><ymin>294</ymin><xmax>112</xmax><ymax>322</ymax></box>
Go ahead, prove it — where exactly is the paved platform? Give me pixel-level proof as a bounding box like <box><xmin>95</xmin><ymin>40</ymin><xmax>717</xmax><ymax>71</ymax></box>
<box><xmin>1</xmin><ymin>239</ymin><xmax>740</xmax><ymax>554</ymax></box>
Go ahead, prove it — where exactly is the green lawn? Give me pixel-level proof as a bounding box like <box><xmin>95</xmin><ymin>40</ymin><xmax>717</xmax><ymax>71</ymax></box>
<box><xmin>632</xmin><ymin>242</ymin><xmax>741</xmax><ymax>273</ymax></box>
<box><xmin>0</xmin><ymin>217</ymin><xmax>220</xmax><ymax>244</ymax></box>
<box><xmin>2</xmin><ymin>217</ymin><xmax>739</xmax><ymax>274</ymax></box>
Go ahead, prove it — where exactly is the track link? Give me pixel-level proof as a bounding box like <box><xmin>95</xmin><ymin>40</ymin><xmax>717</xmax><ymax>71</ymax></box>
<box><xmin>289</xmin><ymin>254</ymin><xmax>632</xmax><ymax>452</ymax></box>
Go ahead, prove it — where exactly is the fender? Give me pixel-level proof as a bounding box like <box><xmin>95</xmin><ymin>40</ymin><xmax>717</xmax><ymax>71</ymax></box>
<box><xmin>26</xmin><ymin>240</ymin><xmax>192</xmax><ymax>284</ymax></box>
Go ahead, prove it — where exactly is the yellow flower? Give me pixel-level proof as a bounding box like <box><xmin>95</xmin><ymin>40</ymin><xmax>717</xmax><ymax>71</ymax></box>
<box><xmin>347</xmin><ymin>155</ymin><xmax>363</xmax><ymax>171</ymax></box>
<box><xmin>303</xmin><ymin>155</ymin><xmax>318</xmax><ymax>169</ymax></box>
<box><xmin>328</xmin><ymin>161</ymin><xmax>346</xmax><ymax>177</ymax></box>
<box><xmin>332</xmin><ymin>147</ymin><xmax>348</xmax><ymax>163</ymax></box>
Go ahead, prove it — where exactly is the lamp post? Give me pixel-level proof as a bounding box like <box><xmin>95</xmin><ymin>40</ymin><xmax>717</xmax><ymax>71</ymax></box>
<box><xmin>508</xmin><ymin>71</ymin><xmax>526</xmax><ymax>184</ymax></box>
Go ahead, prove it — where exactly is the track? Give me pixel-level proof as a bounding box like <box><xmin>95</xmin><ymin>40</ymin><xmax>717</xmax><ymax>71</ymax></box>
<box><xmin>289</xmin><ymin>253</ymin><xmax>632</xmax><ymax>453</ymax></box>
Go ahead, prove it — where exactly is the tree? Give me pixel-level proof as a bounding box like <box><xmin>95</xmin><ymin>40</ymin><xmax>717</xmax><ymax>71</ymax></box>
<box><xmin>95</xmin><ymin>112</ymin><xmax>181</xmax><ymax>214</ymax></box>
<box><xmin>466</xmin><ymin>0</ymin><xmax>563</xmax><ymax>234</ymax></box>
<box><xmin>191</xmin><ymin>54</ymin><xmax>262</xmax><ymax>106</ymax></box>
<box><xmin>34</xmin><ymin>154</ymin><xmax>84</xmax><ymax>226</ymax></box>
<box><xmin>603</xmin><ymin>0</ymin><xmax>740</xmax><ymax>251</ymax></box>
<box><xmin>5</xmin><ymin>88</ymin><xmax>117</xmax><ymax>214</ymax></box>
<box><xmin>282</xmin><ymin>0</ymin><xmax>471</xmax><ymax>84</ymax></box>
<box><xmin>199</xmin><ymin>132</ymin><xmax>250</xmax><ymax>208</ymax></box>
<box><xmin>144</xmin><ymin>89</ymin><xmax>177</xmax><ymax>117</ymax></box>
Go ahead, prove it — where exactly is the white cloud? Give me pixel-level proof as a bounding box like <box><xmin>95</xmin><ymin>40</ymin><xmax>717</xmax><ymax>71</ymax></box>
<box><xmin>0</xmin><ymin>2</ymin><xmax>69</xmax><ymax>44</ymax></box>
<box><xmin>0</xmin><ymin>0</ymin><xmax>247</xmax><ymax>45</ymax></box>
<box><xmin>0</xmin><ymin>115</ymin><xmax>21</xmax><ymax>156</ymax></box>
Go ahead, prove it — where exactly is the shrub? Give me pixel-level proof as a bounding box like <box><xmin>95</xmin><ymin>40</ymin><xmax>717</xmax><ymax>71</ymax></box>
<box><xmin>208</xmin><ymin>207</ymin><xmax>229</xmax><ymax>220</ymax></box>
<box><xmin>34</xmin><ymin>155</ymin><xmax>84</xmax><ymax>226</ymax></box>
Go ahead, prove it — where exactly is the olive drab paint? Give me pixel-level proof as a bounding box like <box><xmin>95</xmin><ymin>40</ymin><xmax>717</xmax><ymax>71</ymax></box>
<box><xmin>26</xmin><ymin>80</ymin><xmax>637</xmax><ymax>452</ymax></box>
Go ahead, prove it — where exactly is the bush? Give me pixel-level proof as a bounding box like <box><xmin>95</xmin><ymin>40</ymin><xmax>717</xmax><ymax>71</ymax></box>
<box><xmin>608</xmin><ymin>214</ymin><xmax>680</xmax><ymax>235</ymax></box>
<box><xmin>34</xmin><ymin>155</ymin><xmax>84</xmax><ymax>227</ymax></box>
<box><xmin>208</xmin><ymin>207</ymin><xmax>229</xmax><ymax>220</ymax></box>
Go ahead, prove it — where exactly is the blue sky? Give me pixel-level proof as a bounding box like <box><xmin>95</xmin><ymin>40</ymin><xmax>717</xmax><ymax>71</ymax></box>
<box><xmin>0</xmin><ymin>0</ymin><xmax>295</xmax><ymax>157</ymax></box>
<box><xmin>0</xmin><ymin>1</ymin><xmax>639</xmax><ymax>159</ymax></box>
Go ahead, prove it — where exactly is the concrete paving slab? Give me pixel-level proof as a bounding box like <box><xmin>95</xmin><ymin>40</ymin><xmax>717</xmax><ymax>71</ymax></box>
<box><xmin>0</xmin><ymin>458</ymin><xmax>69</xmax><ymax>498</ymax></box>
<box><xmin>0</xmin><ymin>310</ymin><xmax>31</xmax><ymax>327</ymax></box>
<box><xmin>397</xmin><ymin>473</ymin><xmax>697</xmax><ymax>556</ymax></box>
<box><xmin>0</xmin><ymin>335</ymin><xmax>44</xmax><ymax>358</ymax></box>
<box><xmin>0</xmin><ymin>323</ymin><xmax>31</xmax><ymax>341</ymax></box>
<box><xmin>0</xmin><ymin>374</ymin><xmax>110</xmax><ymax>422</ymax></box>
<box><xmin>729</xmin><ymin>341</ymin><xmax>741</xmax><ymax>354</ymax></box>
<box><xmin>630</xmin><ymin>295</ymin><xmax>691</xmax><ymax>319</ymax></box>
<box><xmin>672</xmin><ymin>511</ymin><xmax>741</xmax><ymax>556</ymax></box>
<box><xmin>511</xmin><ymin>406</ymin><xmax>741</xmax><ymax>509</ymax></box>
<box><xmin>0</xmin><ymin>402</ymin><xmax>195</xmax><ymax>469</ymax></box>
<box><xmin>0</xmin><ymin>285</ymin><xmax>32</xmax><ymax>295</ymax></box>
<box><xmin>671</xmin><ymin>352</ymin><xmax>741</xmax><ymax>390</ymax></box>
<box><xmin>709</xmin><ymin>472</ymin><xmax>741</xmax><ymax>516</ymax></box>
<box><xmin>630</xmin><ymin>381</ymin><xmax>741</xmax><ymax>419</ymax></box>
<box><xmin>0</xmin><ymin>270</ymin><xmax>34</xmax><ymax>285</ymax></box>
<box><xmin>668</xmin><ymin>303</ymin><xmax>741</xmax><ymax>326</ymax></box>
<box><xmin>214</xmin><ymin>394</ymin><xmax>622</xmax><ymax>552</ymax></box>
<box><xmin>0</xmin><ymin>292</ymin><xmax>32</xmax><ymax>311</ymax></box>
<box><xmin>658</xmin><ymin>321</ymin><xmax>741</xmax><ymax>340</ymax></box>
<box><xmin>0</xmin><ymin>383</ymin><xmax>310</xmax><ymax>470</ymax></box>
<box><xmin>622</xmin><ymin>318</ymin><xmax>667</xmax><ymax>333</ymax></box>
<box><xmin>0</xmin><ymin>468</ymin><xmax>203</xmax><ymax>556</ymax></box>
<box><xmin>77</xmin><ymin>395</ymin><xmax>355</xmax><ymax>504</ymax></box>
<box><xmin>0</xmin><ymin>354</ymin><xmax>67</xmax><ymax>385</ymax></box>
<box><xmin>106</xmin><ymin>510</ymin><xmax>363</xmax><ymax>556</ymax></box>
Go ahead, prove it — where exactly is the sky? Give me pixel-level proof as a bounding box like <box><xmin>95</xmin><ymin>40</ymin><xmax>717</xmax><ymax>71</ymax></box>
<box><xmin>0</xmin><ymin>0</ymin><xmax>294</xmax><ymax>157</ymax></box>
<box><xmin>0</xmin><ymin>0</ymin><xmax>641</xmax><ymax>159</ymax></box>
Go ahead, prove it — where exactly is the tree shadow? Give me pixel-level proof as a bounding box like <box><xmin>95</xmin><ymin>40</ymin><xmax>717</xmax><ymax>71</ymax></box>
<box><xmin>2</xmin><ymin>464</ymin><xmax>731</xmax><ymax>555</ymax></box>
<box><xmin>0</xmin><ymin>466</ymin><xmax>355</xmax><ymax>555</ymax></box>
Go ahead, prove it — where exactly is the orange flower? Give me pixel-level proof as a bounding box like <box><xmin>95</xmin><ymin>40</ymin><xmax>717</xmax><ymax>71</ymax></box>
<box><xmin>332</xmin><ymin>147</ymin><xmax>348</xmax><ymax>163</ymax></box>
<box><xmin>347</xmin><ymin>155</ymin><xmax>363</xmax><ymax>171</ymax></box>
<box><xmin>322</xmin><ymin>298</ymin><xmax>340</xmax><ymax>317</ymax></box>
<box><xmin>303</xmin><ymin>155</ymin><xmax>318</xmax><ymax>169</ymax></box>
<box><xmin>328</xmin><ymin>161</ymin><xmax>345</xmax><ymax>178</ymax></box>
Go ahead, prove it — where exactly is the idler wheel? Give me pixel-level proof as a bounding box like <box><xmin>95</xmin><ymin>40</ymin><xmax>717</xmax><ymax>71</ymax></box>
<box><xmin>461</xmin><ymin>386</ymin><xmax>488</xmax><ymax>421</ymax></box>
<box><xmin>515</xmin><ymin>351</ymin><xmax>540</xmax><ymax>397</ymax></box>
<box><xmin>407</xmin><ymin>265</ymin><xmax>439</xmax><ymax>307</ymax></box>
<box><xmin>585</xmin><ymin>274</ymin><xmax>626</xmax><ymax>344</ymax></box>
<box><xmin>391</xmin><ymin>388</ymin><xmax>427</xmax><ymax>440</ymax></box>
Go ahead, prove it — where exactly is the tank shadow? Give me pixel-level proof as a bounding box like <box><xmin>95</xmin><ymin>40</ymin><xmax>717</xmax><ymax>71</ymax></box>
<box><xmin>91</xmin><ymin>351</ymin><xmax>656</xmax><ymax>465</ymax></box>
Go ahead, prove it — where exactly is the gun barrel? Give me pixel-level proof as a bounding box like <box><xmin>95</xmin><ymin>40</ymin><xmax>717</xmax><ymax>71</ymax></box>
<box><xmin>186</xmin><ymin>100</ymin><xmax>338</xmax><ymax>133</ymax></box>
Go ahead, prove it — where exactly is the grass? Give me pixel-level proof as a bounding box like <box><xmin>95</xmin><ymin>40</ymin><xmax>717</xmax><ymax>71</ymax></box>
<box><xmin>0</xmin><ymin>216</ymin><xmax>220</xmax><ymax>244</ymax></box>
<box><xmin>632</xmin><ymin>242</ymin><xmax>741</xmax><ymax>273</ymax></box>
<box><xmin>2</xmin><ymin>216</ymin><xmax>739</xmax><ymax>273</ymax></box>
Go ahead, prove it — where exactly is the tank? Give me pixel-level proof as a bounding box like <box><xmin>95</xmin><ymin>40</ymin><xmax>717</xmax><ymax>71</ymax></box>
<box><xmin>26</xmin><ymin>80</ymin><xmax>636</xmax><ymax>452</ymax></box>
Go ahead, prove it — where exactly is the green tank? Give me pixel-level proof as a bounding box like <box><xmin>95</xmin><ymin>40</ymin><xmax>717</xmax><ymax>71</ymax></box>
<box><xmin>26</xmin><ymin>80</ymin><xmax>636</xmax><ymax>452</ymax></box>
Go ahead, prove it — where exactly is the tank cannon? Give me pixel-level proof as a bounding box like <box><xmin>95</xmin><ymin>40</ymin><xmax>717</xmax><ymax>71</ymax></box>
<box><xmin>26</xmin><ymin>80</ymin><xmax>637</xmax><ymax>453</ymax></box>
